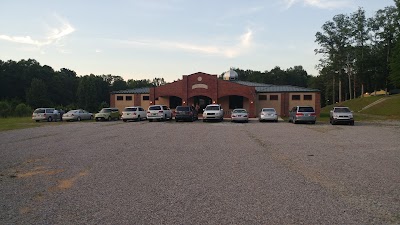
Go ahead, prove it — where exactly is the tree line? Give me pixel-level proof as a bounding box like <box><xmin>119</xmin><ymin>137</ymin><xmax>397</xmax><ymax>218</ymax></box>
<box><xmin>0</xmin><ymin>59</ymin><xmax>166</xmax><ymax>117</ymax></box>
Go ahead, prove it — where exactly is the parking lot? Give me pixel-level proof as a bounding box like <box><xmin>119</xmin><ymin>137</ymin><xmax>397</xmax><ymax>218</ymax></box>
<box><xmin>0</xmin><ymin>120</ymin><xmax>399</xmax><ymax>224</ymax></box>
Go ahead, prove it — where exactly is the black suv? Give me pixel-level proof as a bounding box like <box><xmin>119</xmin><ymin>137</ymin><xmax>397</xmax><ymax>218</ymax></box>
<box><xmin>175</xmin><ymin>106</ymin><xmax>198</xmax><ymax>122</ymax></box>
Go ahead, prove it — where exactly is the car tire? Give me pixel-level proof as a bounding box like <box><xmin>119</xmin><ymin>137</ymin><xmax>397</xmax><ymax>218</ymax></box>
<box><xmin>77</xmin><ymin>117</ymin><xmax>81</xmax><ymax>121</ymax></box>
<box><xmin>108</xmin><ymin>116</ymin><xmax>112</xmax><ymax>121</ymax></box>
<box><xmin>350</xmin><ymin>121</ymin><xmax>354</xmax><ymax>126</ymax></box>
<box><xmin>123</xmin><ymin>119</ymin><xmax>127</xmax><ymax>122</ymax></box>
<box><xmin>47</xmin><ymin>117</ymin><xmax>52</xmax><ymax>122</ymax></box>
<box><xmin>35</xmin><ymin>120</ymin><xmax>40</xmax><ymax>122</ymax></box>
<box><xmin>149</xmin><ymin>119</ymin><xmax>153</xmax><ymax>122</ymax></box>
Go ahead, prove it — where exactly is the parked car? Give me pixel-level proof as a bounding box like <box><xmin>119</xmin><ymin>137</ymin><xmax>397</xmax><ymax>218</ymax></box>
<box><xmin>288</xmin><ymin>106</ymin><xmax>316</xmax><ymax>124</ymax></box>
<box><xmin>62</xmin><ymin>109</ymin><xmax>93</xmax><ymax>122</ymax></box>
<box><xmin>121</xmin><ymin>106</ymin><xmax>147</xmax><ymax>122</ymax></box>
<box><xmin>95</xmin><ymin>108</ymin><xmax>120</xmax><ymax>121</ymax></box>
<box><xmin>32</xmin><ymin>108</ymin><xmax>57</xmax><ymax>122</ymax></box>
<box><xmin>259</xmin><ymin>108</ymin><xmax>278</xmax><ymax>122</ymax></box>
<box><xmin>231</xmin><ymin>108</ymin><xmax>248</xmax><ymax>123</ymax></box>
<box><xmin>330</xmin><ymin>106</ymin><xmax>354</xmax><ymax>125</ymax></box>
<box><xmin>146</xmin><ymin>105</ymin><xmax>172</xmax><ymax>122</ymax></box>
<box><xmin>175</xmin><ymin>106</ymin><xmax>198</xmax><ymax>122</ymax></box>
<box><xmin>203</xmin><ymin>104</ymin><xmax>224</xmax><ymax>122</ymax></box>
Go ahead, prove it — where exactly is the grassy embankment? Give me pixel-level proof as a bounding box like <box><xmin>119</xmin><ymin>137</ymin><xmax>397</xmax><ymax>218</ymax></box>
<box><xmin>319</xmin><ymin>94</ymin><xmax>400</xmax><ymax>121</ymax></box>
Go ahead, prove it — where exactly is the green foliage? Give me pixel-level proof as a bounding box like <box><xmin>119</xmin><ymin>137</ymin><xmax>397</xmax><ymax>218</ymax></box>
<box><xmin>0</xmin><ymin>101</ymin><xmax>12</xmax><ymax>118</ymax></box>
<box><xmin>14</xmin><ymin>103</ymin><xmax>33</xmax><ymax>117</ymax></box>
<box><xmin>389</xmin><ymin>38</ymin><xmax>400</xmax><ymax>86</ymax></box>
<box><xmin>26</xmin><ymin>78</ymin><xmax>51</xmax><ymax>108</ymax></box>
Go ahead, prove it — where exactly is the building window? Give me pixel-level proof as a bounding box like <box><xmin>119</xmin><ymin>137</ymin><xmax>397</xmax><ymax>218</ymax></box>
<box><xmin>117</xmin><ymin>96</ymin><xmax>123</xmax><ymax>101</ymax></box>
<box><xmin>142</xmin><ymin>96</ymin><xmax>149</xmax><ymax>101</ymax></box>
<box><xmin>258</xmin><ymin>95</ymin><xmax>267</xmax><ymax>100</ymax></box>
<box><xmin>304</xmin><ymin>95</ymin><xmax>312</xmax><ymax>100</ymax></box>
<box><xmin>126</xmin><ymin>96</ymin><xmax>132</xmax><ymax>101</ymax></box>
<box><xmin>270</xmin><ymin>95</ymin><xmax>278</xmax><ymax>100</ymax></box>
<box><xmin>292</xmin><ymin>95</ymin><xmax>300</xmax><ymax>100</ymax></box>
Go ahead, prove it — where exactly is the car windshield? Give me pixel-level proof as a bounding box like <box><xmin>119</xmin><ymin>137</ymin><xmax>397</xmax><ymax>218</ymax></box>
<box><xmin>124</xmin><ymin>108</ymin><xmax>137</xmax><ymax>112</ymax></box>
<box><xmin>149</xmin><ymin>106</ymin><xmax>162</xmax><ymax>110</ymax></box>
<box><xmin>205</xmin><ymin>106</ymin><xmax>220</xmax><ymax>111</ymax></box>
<box><xmin>262</xmin><ymin>108</ymin><xmax>275</xmax><ymax>112</ymax></box>
<box><xmin>334</xmin><ymin>107</ymin><xmax>351</xmax><ymax>112</ymax></box>
<box><xmin>298</xmin><ymin>107</ymin><xmax>314</xmax><ymax>112</ymax></box>
<box><xmin>176</xmin><ymin>107</ymin><xmax>190</xmax><ymax>111</ymax></box>
<box><xmin>100</xmin><ymin>109</ymin><xmax>111</xmax><ymax>113</ymax></box>
<box><xmin>34</xmin><ymin>109</ymin><xmax>45</xmax><ymax>113</ymax></box>
<box><xmin>233</xmin><ymin>109</ymin><xmax>246</xmax><ymax>113</ymax></box>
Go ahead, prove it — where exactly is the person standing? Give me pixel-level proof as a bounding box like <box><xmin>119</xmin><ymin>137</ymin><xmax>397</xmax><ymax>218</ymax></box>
<box><xmin>53</xmin><ymin>109</ymin><xmax>59</xmax><ymax>122</ymax></box>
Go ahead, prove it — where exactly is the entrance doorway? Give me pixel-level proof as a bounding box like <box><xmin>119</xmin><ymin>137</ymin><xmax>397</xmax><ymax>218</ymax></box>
<box><xmin>192</xmin><ymin>96</ymin><xmax>212</xmax><ymax>114</ymax></box>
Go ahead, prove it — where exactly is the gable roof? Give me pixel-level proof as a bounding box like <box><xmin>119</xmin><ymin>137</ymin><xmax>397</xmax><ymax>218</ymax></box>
<box><xmin>111</xmin><ymin>87</ymin><xmax>150</xmax><ymax>94</ymax></box>
<box><xmin>232</xmin><ymin>81</ymin><xmax>319</xmax><ymax>93</ymax></box>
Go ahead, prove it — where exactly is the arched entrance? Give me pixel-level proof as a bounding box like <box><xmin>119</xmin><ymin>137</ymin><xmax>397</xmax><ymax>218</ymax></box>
<box><xmin>190</xmin><ymin>95</ymin><xmax>212</xmax><ymax>114</ymax></box>
<box><xmin>169</xmin><ymin>96</ymin><xmax>182</xmax><ymax>109</ymax></box>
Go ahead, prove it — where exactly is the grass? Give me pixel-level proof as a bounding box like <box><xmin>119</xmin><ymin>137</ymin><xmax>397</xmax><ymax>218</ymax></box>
<box><xmin>320</xmin><ymin>94</ymin><xmax>400</xmax><ymax>121</ymax></box>
<box><xmin>0</xmin><ymin>117</ymin><xmax>67</xmax><ymax>132</ymax></box>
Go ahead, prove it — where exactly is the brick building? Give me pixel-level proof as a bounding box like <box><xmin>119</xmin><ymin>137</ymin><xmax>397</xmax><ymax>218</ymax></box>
<box><xmin>110</xmin><ymin>71</ymin><xmax>320</xmax><ymax>118</ymax></box>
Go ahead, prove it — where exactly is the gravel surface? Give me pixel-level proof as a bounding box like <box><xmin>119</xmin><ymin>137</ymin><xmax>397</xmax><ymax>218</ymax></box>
<box><xmin>0</xmin><ymin>120</ymin><xmax>399</xmax><ymax>224</ymax></box>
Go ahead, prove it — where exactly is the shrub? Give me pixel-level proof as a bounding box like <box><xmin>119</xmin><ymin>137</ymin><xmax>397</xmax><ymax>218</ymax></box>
<box><xmin>15</xmin><ymin>103</ymin><xmax>33</xmax><ymax>117</ymax></box>
<box><xmin>0</xmin><ymin>101</ymin><xmax>12</xmax><ymax>118</ymax></box>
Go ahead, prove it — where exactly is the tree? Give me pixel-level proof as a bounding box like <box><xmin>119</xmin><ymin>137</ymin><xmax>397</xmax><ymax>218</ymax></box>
<box><xmin>151</xmin><ymin>77</ymin><xmax>166</xmax><ymax>86</ymax></box>
<box><xmin>26</xmin><ymin>78</ymin><xmax>51</xmax><ymax>108</ymax></box>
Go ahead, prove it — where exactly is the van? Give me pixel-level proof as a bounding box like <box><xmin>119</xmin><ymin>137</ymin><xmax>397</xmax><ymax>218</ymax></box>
<box><xmin>32</xmin><ymin>108</ymin><xmax>58</xmax><ymax>122</ymax></box>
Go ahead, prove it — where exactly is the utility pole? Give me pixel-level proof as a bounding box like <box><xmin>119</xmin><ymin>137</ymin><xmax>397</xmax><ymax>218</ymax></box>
<box><xmin>346</xmin><ymin>54</ymin><xmax>353</xmax><ymax>100</ymax></box>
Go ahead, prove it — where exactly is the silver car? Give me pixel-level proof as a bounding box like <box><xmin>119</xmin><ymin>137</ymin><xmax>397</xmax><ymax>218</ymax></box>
<box><xmin>330</xmin><ymin>107</ymin><xmax>354</xmax><ymax>125</ymax></box>
<box><xmin>231</xmin><ymin>108</ymin><xmax>248</xmax><ymax>122</ymax></box>
<box><xmin>289</xmin><ymin>106</ymin><xmax>316</xmax><ymax>124</ymax></box>
<box><xmin>62</xmin><ymin>109</ymin><xmax>93</xmax><ymax>122</ymax></box>
<box><xmin>259</xmin><ymin>108</ymin><xmax>278</xmax><ymax>122</ymax></box>
<box><xmin>32</xmin><ymin>108</ymin><xmax>57</xmax><ymax>122</ymax></box>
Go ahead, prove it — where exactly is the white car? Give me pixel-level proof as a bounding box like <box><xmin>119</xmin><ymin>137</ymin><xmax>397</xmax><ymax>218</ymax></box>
<box><xmin>122</xmin><ymin>106</ymin><xmax>147</xmax><ymax>122</ymax></box>
<box><xmin>203</xmin><ymin>104</ymin><xmax>224</xmax><ymax>122</ymax></box>
<box><xmin>62</xmin><ymin>109</ymin><xmax>93</xmax><ymax>121</ymax></box>
<box><xmin>231</xmin><ymin>108</ymin><xmax>248</xmax><ymax>122</ymax></box>
<box><xmin>146</xmin><ymin>105</ymin><xmax>172</xmax><ymax>121</ymax></box>
<box><xmin>259</xmin><ymin>108</ymin><xmax>278</xmax><ymax>122</ymax></box>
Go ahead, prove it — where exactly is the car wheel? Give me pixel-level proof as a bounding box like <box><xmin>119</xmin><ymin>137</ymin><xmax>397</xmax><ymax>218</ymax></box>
<box><xmin>77</xmin><ymin>117</ymin><xmax>81</xmax><ymax>121</ymax></box>
<box><xmin>123</xmin><ymin>119</ymin><xmax>127</xmax><ymax>122</ymax></box>
<box><xmin>47</xmin><ymin>117</ymin><xmax>52</xmax><ymax>122</ymax></box>
<box><xmin>35</xmin><ymin>120</ymin><xmax>40</xmax><ymax>122</ymax></box>
<box><xmin>311</xmin><ymin>121</ymin><xmax>316</xmax><ymax>124</ymax></box>
<box><xmin>149</xmin><ymin>119</ymin><xmax>153</xmax><ymax>122</ymax></box>
<box><xmin>108</xmin><ymin>116</ymin><xmax>112</xmax><ymax>121</ymax></box>
<box><xmin>350</xmin><ymin>121</ymin><xmax>354</xmax><ymax>126</ymax></box>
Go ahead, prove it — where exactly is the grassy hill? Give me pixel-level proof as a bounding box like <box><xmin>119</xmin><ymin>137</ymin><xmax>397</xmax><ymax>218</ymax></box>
<box><xmin>320</xmin><ymin>94</ymin><xmax>400</xmax><ymax>121</ymax></box>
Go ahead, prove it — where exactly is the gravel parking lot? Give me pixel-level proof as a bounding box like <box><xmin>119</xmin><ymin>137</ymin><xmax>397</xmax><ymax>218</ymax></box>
<box><xmin>0</xmin><ymin>120</ymin><xmax>399</xmax><ymax>224</ymax></box>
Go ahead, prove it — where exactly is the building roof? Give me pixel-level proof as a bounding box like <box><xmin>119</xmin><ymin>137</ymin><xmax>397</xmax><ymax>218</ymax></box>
<box><xmin>232</xmin><ymin>81</ymin><xmax>319</xmax><ymax>93</ymax></box>
<box><xmin>111</xmin><ymin>80</ymin><xmax>319</xmax><ymax>94</ymax></box>
<box><xmin>111</xmin><ymin>87</ymin><xmax>150</xmax><ymax>94</ymax></box>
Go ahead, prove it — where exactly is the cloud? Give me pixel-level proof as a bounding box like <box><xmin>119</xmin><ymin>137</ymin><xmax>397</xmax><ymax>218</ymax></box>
<box><xmin>281</xmin><ymin>0</ymin><xmax>352</xmax><ymax>9</ymax></box>
<box><xmin>122</xmin><ymin>29</ymin><xmax>254</xmax><ymax>58</ymax></box>
<box><xmin>0</xmin><ymin>15</ymin><xmax>75</xmax><ymax>48</ymax></box>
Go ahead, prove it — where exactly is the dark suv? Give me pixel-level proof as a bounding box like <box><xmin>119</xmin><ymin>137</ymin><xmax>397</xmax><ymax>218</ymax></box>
<box><xmin>175</xmin><ymin>106</ymin><xmax>198</xmax><ymax>122</ymax></box>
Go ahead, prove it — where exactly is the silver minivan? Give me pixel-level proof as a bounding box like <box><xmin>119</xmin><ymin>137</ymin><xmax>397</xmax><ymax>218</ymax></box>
<box><xmin>289</xmin><ymin>106</ymin><xmax>316</xmax><ymax>124</ymax></box>
<box><xmin>32</xmin><ymin>108</ymin><xmax>58</xmax><ymax>122</ymax></box>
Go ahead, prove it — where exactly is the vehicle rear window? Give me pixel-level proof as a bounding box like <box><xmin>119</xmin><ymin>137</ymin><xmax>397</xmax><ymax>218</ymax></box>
<box><xmin>233</xmin><ymin>109</ymin><xmax>246</xmax><ymax>113</ymax></box>
<box><xmin>176</xmin><ymin>106</ymin><xmax>190</xmax><ymax>111</ymax></box>
<box><xmin>205</xmin><ymin>106</ymin><xmax>220</xmax><ymax>111</ymax></box>
<box><xmin>124</xmin><ymin>108</ymin><xmax>137</xmax><ymax>112</ymax></box>
<box><xmin>100</xmin><ymin>109</ymin><xmax>111</xmax><ymax>113</ymax></box>
<box><xmin>334</xmin><ymin>108</ymin><xmax>351</xmax><ymax>112</ymax></box>
<box><xmin>298</xmin><ymin>107</ymin><xmax>314</xmax><ymax>112</ymax></box>
<box><xmin>149</xmin><ymin>106</ymin><xmax>162</xmax><ymax>110</ymax></box>
<box><xmin>34</xmin><ymin>109</ymin><xmax>45</xmax><ymax>113</ymax></box>
<box><xmin>262</xmin><ymin>108</ymin><xmax>275</xmax><ymax>112</ymax></box>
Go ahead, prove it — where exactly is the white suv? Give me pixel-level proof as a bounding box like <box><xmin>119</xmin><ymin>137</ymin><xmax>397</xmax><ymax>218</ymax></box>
<box><xmin>147</xmin><ymin>105</ymin><xmax>172</xmax><ymax>122</ymax></box>
<box><xmin>122</xmin><ymin>106</ymin><xmax>147</xmax><ymax>122</ymax></box>
<box><xmin>203</xmin><ymin>104</ymin><xmax>224</xmax><ymax>122</ymax></box>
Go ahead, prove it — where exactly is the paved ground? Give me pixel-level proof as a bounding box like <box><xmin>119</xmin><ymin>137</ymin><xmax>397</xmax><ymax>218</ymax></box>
<box><xmin>0</xmin><ymin>119</ymin><xmax>399</xmax><ymax>224</ymax></box>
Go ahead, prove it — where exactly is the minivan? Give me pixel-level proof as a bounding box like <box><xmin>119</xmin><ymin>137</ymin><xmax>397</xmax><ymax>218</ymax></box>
<box><xmin>289</xmin><ymin>106</ymin><xmax>316</xmax><ymax>124</ymax></box>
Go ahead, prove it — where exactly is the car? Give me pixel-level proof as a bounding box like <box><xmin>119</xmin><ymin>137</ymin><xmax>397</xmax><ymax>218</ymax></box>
<box><xmin>330</xmin><ymin>106</ymin><xmax>354</xmax><ymax>125</ymax></box>
<box><xmin>95</xmin><ymin>108</ymin><xmax>120</xmax><ymax>121</ymax></box>
<box><xmin>32</xmin><ymin>108</ymin><xmax>58</xmax><ymax>122</ymax></box>
<box><xmin>259</xmin><ymin>108</ymin><xmax>278</xmax><ymax>122</ymax></box>
<box><xmin>203</xmin><ymin>104</ymin><xmax>224</xmax><ymax>122</ymax></box>
<box><xmin>62</xmin><ymin>109</ymin><xmax>93</xmax><ymax>122</ymax></box>
<box><xmin>146</xmin><ymin>105</ymin><xmax>172</xmax><ymax>122</ymax></box>
<box><xmin>231</xmin><ymin>108</ymin><xmax>248</xmax><ymax>122</ymax></box>
<box><xmin>175</xmin><ymin>106</ymin><xmax>198</xmax><ymax>122</ymax></box>
<box><xmin>121</xmin><ymin>106</ymin><xmax>147</xmax><ymax>122</ymax></box>
<box><xmin>288</xmin><ymin>106</ymin><xmax>316</xmax><ymax>124</ymax></box>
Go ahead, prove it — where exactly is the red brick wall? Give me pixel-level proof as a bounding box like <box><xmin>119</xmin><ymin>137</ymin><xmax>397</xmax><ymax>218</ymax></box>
<box><xmin>110</xmin><ymin>94</ymin><xmax>115</xmax><ymax>107</ymax></box>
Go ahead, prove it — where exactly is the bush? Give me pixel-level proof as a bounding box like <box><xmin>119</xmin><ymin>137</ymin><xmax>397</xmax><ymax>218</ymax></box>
<box><xmin>0</xmin><ymin>101</ymin><xmax>12</xmax><ymax>118</ymax></box>
<box><xmin>15</xmin><ymin>103</ymin><xmax>33</xmax><ymax>117</ymax></box>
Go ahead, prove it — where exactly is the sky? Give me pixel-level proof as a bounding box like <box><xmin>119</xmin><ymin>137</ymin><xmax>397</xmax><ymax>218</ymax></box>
<box><xmin>0</xmin><ymin>0</ymin><xmax>396</xmax><ymax>82</ymax></box>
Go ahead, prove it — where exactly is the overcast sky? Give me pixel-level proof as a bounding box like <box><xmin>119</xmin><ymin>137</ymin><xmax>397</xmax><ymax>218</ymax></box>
<box><xmin>0</xmin><ymin>0</ymin><xmax>395</xmax><ymax>82</ymax></box>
